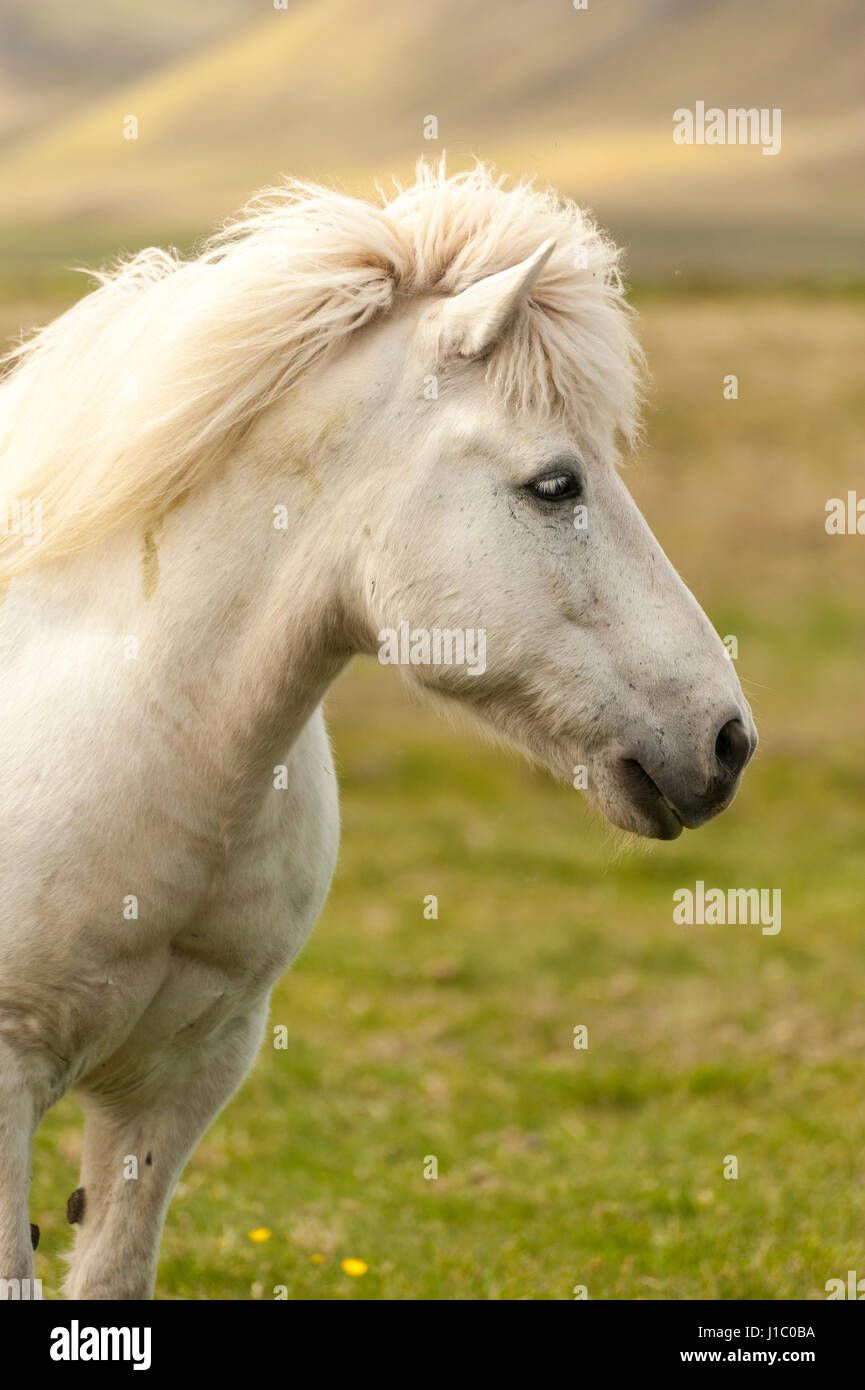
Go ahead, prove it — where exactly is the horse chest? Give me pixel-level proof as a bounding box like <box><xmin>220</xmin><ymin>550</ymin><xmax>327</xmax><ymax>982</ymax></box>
<box><xmin>137</xmin><ymin>715</ymin><xmax>340</xmax><ymax>1036</ymax></box>
<box><xmin>75</xmin><ymin>759</ymin><xmax>338</xmax><ymax>1092</ymax></box>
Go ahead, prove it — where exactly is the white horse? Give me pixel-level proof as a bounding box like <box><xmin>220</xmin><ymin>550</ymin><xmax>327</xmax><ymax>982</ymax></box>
<box><xmin>0</xmin><ymin>162</ymin><xmax>756</xmax><ymax>1299</ymax></box>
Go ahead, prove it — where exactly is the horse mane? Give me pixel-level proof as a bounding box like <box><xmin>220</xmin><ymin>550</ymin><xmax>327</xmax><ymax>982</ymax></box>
<box><xmin>0</xmin><ymin>159</ymin><xmax>644</xmax><ymax>581</ymax></box>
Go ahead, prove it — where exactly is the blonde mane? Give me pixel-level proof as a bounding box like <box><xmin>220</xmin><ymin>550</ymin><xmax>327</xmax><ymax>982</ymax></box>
<box><xmin>0</xmin><ymin>160</ymin><xmax>643</xmax><ymax>581</ymax></box>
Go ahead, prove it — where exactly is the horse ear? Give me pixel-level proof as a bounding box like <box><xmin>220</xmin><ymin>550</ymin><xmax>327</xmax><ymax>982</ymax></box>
<box><xmin>437</xmin><ymin>238</ymin><xmax>557</xmax><ymax>358</ymax></box>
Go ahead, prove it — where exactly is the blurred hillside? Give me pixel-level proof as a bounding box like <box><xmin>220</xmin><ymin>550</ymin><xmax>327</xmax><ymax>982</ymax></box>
<box><xmin>0</xmin><ymin>0</ymin><xmax>863</xmax><ymax>282</ymax></box>
<box><xmin>0</xmin><ymin>0</ymin><xmax>261</xmax><ymax>141</ymax></box>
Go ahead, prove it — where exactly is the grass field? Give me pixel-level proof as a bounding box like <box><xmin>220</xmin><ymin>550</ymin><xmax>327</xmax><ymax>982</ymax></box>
<box><xmin>7</xmin><ymin>288</ymin><xmax>865</xmax><ymax>1300</ymax></box>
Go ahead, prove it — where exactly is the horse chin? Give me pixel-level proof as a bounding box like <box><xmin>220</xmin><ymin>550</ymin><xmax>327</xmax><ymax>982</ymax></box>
<box><xmin>605</xmin><ymin>795</ymin><xmax>684</xmax><ymax>842</ymax></box>
<box><xmin>587</xmin><ymin>756</ymin><xmax>685</xmax><ymax>841</ymax></box>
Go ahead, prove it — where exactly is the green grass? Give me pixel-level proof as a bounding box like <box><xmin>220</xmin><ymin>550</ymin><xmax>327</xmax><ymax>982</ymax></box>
<box><xmin>16</xmin><ymin>290</ymin><xmax>865</xmax><ymax>1299</ymax></box>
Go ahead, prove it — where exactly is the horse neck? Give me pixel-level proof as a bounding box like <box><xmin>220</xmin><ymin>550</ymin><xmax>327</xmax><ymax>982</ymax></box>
<box><xmin>76</xmin><ymin>417</ymin><xmax>355</xmax><ymax>812</ymax></box>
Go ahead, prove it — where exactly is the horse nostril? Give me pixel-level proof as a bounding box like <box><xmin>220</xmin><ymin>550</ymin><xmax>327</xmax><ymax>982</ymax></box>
<box><xmin>714</xmin><ymin>716</ymin><xmax>751</xmax><ymax>781</ymax></box>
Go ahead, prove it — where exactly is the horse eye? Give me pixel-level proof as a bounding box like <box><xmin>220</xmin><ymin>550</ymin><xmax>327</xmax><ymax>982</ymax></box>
<box><xmin>526</xmin><ymin>471</ymin><xmax>582</xmax><ymax>502</ymax></box>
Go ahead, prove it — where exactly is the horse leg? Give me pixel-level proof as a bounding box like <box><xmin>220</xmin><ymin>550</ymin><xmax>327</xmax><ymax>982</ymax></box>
<box><xmin>0</xmin><ymin>1038</ymin><xmax>45</xmax><ymax>1297</ymax></box>
<box><xmin>64</xmin><ymin>1007</ymin><xmax>266</xmax><ymax>1300</ymax></box>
